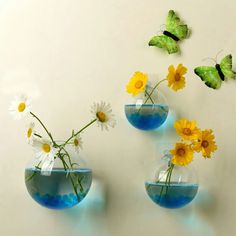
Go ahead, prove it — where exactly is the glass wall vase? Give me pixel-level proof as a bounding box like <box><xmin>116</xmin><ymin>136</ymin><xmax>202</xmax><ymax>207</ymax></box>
<box><xmin>145</xmin><ymin>152</ymin><xmax>198</xmax><ymax>209</ymax></box>
<box><xmin>25</xmin><ymin>155</ymin><xmax>92</xmax><ymax>210</ymax></box>
<box><xmin>125</xmin><ymin>86</ymin><xmax>169</xmax><ymax>131</ymax></box>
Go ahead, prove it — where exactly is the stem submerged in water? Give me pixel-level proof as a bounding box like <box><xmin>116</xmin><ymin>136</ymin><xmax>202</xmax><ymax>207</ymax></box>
<box><xmin>143</xmin><ymin>78</ymin><xmax>167</xmax><ymax>105</ymax></box>
<box><xmin>158</xmin><ymin>163</ymin><xmax>175</xmax><ymax>200</ymax></box>
<box><xmin>25</xmin><ymin>161</ymin><xmax>42</xmax><ymax>181</ymax></box>
<box><xmin>138</xmin><ymin>78</ymin><xmax>167</xmax><ymax>112</ymax></box>
<box><xmin>58</xmin><ymin>153</ymin><xmax>80</xmax><ymax>201</ymax></box>
<box><xmin>28</xmin><ymin>112</ymin><xmax>96</xmax><ymax>200</ymax></box>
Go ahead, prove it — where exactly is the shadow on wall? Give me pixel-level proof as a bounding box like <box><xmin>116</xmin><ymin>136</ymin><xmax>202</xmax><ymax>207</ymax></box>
<box><xmin>146</xmin><ymin>108</ymin><xmax>179</xmax><ymax>159</ymax></box>
<box><xmin>195</xmin><ymin>185</ymin><xmax>219</xmax><ymax>219</ymax></box>
<box><xmin>146</xmin><ymin>108</ymin><xmax>178</xmax><ymax>141</ymax></box>
<box><xmin>58</xmin><ymin>108</ymin><xmax>219</xmax><ymax>236</ymax></box>
<box><xmin>61</xmin><ymin>176</ymin><xmax>110</xmax><ymax>236</ymax></box>
<box><xmin>170</xmin><ymin>186</ymin><xmax>217</xmax><ymax>236</ymax></box>
<box><xmin>57</xmin><ymin>168</ymin><xmax>217</xmax><ymax>236</ymax></box>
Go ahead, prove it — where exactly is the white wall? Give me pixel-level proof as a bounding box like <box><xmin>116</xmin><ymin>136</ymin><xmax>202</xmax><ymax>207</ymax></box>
<box><xmin>0</xmin><ymin>0</ymin><xmax>235</xmax><ymax>235</ymax></box>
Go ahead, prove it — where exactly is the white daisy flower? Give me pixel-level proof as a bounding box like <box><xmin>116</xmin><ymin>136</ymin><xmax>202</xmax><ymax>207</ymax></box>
<box><xmin>72</xmin><ymin>134</ymin><xmax>83</xmax><ymax>152</ymax></box>
<box><xmin>26</xmin><ymin>122</ymin><xmax>35</xmax><ymax>144</ymax></box>
<box><xmin>9</xmin><ymin>95</ymin><xmax>31</xmax><ymax>120</ymax></box>
<box><xmin>32</xmin><ymin>138</ymin><xmax>58</xmax><ymax>176</ymax></box>
<box><xmin>91</xmin><ymin>101</ymin><xmax>116</xmax><ymax>131</ymax></box>
<box><xmin>32</xmin><ymin>138</ymin><xmax>57</xmax><ymax>163</ymax></box>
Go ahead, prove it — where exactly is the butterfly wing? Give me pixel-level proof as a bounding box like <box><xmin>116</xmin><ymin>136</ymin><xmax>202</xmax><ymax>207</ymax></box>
<box><xmin>220</xmin><ymin>54</ymin><xmax>236</xmax><ymax>79</ymax></box>
<box><xmin>166</xmin><ymin>10</ymin><xmax>189</xmax><ymax>40</ymax></box>
<box><xmin>194</xmin><ymin>66</ymin><xmax>222</xmax><ymax>89</ymax></box>
<box><xmin>148</xmin><ymin>35</ymin><xmax>178</xmax><ymax>54</ymax></box>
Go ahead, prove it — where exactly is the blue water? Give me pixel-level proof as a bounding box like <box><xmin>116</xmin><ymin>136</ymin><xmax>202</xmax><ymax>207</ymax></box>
<box><xmin>25</xmin><ymin>168</ymin><xmax>92</xmax><ymax>210</ymax></box>
<box><xmin>145</xmin><ymin>181</ymin><xmax>198</xmax><ymax>209</ymax></box>
<box><xmin>125</xmin><ymin>104</ymin><xmax>169</xmax><ymax>130</ymax></box>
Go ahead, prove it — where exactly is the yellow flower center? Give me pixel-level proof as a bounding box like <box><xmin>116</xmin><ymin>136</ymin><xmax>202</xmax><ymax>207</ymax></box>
<box><xmin>42</xmin><ymin>143</ymin><xmax>51</xmax><ymax>153</ymax></box>
<box><xmin>27</xmin><ymin>128</ymin><xmax>32</xmax><ymax>138</ymax></box>
<box><xmin>74</xmin><ymin>138</ymin><xmax>79</xmax><ymax>146</ymax></box>
<box><xmin>135</xmin><ymin>80</ymin><xmax>143</xmax><ymax>89</ymax></box>
<box><xmin>183</xmin><ymin>128</ymin><xmax>192</xmax><ymax>135</ymax></box>
<box><xmin>96</xmin><ymin>111</ymin><xmax>106</xmax><ymax>122</ymax></box>
<box><xmin>174</xmin><ymin>73</ymin><xmax>181</xmax><ymax>81</ymax></box>
<box><xmin>177</xmin><ymin>148</ymin><xmax>186</xmax><ymax>156</ymax></box>
<box><xmin>202</xmin><ymin>140</ymin><xmax>209</xmax><ymax>148</ymax></box>
<box><xmin>18</xmin><ymin>102</ymin><xmax>26</xmax><ymax>112</ymax></box>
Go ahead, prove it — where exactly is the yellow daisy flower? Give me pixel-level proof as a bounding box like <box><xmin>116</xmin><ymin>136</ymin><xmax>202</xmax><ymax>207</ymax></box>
<box><xmin>126</xmin><ymin>71</ymin><xmax>148</xmax><ymax>96</ymax></box>
<box><xmin>193</xmin><ymin>129</ymin><xmax>217</xmax><ymax>158</ymax></box>
<box><xmin>171</xmin><ymin>142</ymin><xmax>194</xmax><ymax>166</ymax></box>
<box><xmin>174</xmin><ymin>119</ymin><xmax>201</xmax><ymax>141</ymax></box>
<box><xmin>167</xmin><ymin>64</ymin><xmax>187</xmax><ymax>91</ymax></box>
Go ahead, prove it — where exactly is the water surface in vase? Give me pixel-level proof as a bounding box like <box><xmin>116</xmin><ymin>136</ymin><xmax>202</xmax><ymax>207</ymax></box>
<box><xmin>145</xmin><ymin>181</ymin><xmax>198</xmax><ymax>208</ymax></box>
<box><xmin>25</xmin><ymin>168</ymin><xmax>92</xmax><ymax>209</ymax></box>
<box><xmin>125</xmin><ymin>104</ymin><xmax>169</xmax><ymax>130</ymax></box>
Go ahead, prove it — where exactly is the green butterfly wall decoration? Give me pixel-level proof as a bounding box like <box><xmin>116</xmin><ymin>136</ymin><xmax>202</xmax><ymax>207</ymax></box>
<box><xmin>148</xmin><ymin>10</ymin><xmax>189</xmax><ymax>54</ymax></box>
<box><xmin>194</xmin><ymin>54</ymin><xmax>236</xmax><ymax>89</ymax></box>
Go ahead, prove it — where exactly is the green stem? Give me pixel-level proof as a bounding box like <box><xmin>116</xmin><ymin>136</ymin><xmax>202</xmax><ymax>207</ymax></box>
<box><xmin>29</xmin><ymin>113</ymin><xmax>93</xmax><ymax>199</ymax></box>
<box><xmin>143</xmin><ymin>78</ymin><xmax>167</xmax><ymax>105</ymax></box>
<box><xmin>77</xmin><ymin>176</ymin><xmax>84</xmax><ymax>192</ymax></box>
<box><xmin>159</xmin><ymin>163</ymin><xmax>174</xmax><ymax>198</ymax></box>
<box><xmin>138</xmin><ymin>78</ymin><xmax>167</xmax><ymax>113</ymax></box>
<box><xmin>61</xmin><ymin>146</ymin><xmax>73</xmax><ymax>168</ymax></box>
<box><xmin>145</xmin><ymin>91</ymin><xmax>155</xmax><ymax>104</ymax></box>
<box><xmin>155</xmin><ymin>165</ymin><xmax>172</xmax><ymax>184</ymax></box>
<box><xmin>30</xmin><ymin>112</ymin><xmax>56</xmax><ymax>146</ymax></box>
<box><xmin>147</xmin><ymin>164</ymin><xmax>171</xmax><ymax>193</ymax></box>
<box><xmin>165</xmin><ymin>164</ymin><xmax>174</xmax><ymax>194</ymax></box>
<box><xmin>26</xmin><ymin>161</ymin><xmax>42</xmax><ymax>181</ymax></box>
<box><xmin>33</xmin><ymin>133</ymin><xmax>42</xmax><ymax>138</ymax></box>
<box><xmin>62</xmin><ymin>119</ymin><xmax>97</xmax><ymax>147</ymax></box>
<box><xmin>58</xmin><ymin>153</ymin><xmax>80</xmax><ymax>201</ymax></box>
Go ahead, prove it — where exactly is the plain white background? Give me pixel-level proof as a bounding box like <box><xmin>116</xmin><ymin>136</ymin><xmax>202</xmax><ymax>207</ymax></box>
<box><xmin>0</xmin><ymin>0</ymin><xmax>235</xmax><ymax>235</ymax></box>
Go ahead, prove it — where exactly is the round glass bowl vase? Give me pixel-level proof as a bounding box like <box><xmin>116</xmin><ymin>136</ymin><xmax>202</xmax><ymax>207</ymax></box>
<box><xmin>25</xmin><ymin>156</ymin><xmax>92</xmax><ymax>210</ymax></box>
<box><xmin>125</xmin><ymin>88</ymin><xmax>169</xmax><ymax>131</ymax></box>
<box><xmin>145</xmin><ymin>160</ymin><xmax>198</xmax><ymax>209</ymax></box>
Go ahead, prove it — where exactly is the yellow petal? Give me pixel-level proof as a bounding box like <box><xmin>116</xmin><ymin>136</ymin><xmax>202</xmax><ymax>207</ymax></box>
<box><xmin>168</xmin><ymin>65</ymin><xmax>175</xmax><ymax>74</ymax></box>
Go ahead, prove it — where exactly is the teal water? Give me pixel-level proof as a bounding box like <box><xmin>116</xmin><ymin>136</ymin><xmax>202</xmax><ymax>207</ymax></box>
<box><xmin>125</xmin><ymin>104</ymin><xmax>169</xmax><ymax>130</ymax></box>
<box><xmin>25</xmin><ymin>168</ymin><xmax>92</xmax><ymax>210</ymax></box>
<box><xmin>145</xmin><ymin>181</ymin><xmax>198</xmax><ymax>209</ymax></box>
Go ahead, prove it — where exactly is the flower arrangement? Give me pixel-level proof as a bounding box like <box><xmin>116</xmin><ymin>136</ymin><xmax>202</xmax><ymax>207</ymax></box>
<box><xmin>9</xmin><ymin>95</ymin><xmax>116</xmax><ymax>201</ymax></box>
<box><xmin>126</xmin><ymin>64</ymin><xmax>187</xmax><ymax>100</ymax></box>
<box><xmin>157</xmin><ymin>118</ymin><xmax>217</xmax><ymax>194</ymax></box>
<box><xmin>124</xmin><ymin>64</ymin><xmax>188</xmax><ymax>131</ymax></box>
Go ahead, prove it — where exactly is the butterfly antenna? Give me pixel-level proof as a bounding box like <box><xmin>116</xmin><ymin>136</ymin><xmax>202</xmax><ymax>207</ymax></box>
<box><xmin>186</xmin><ymin>28</ymin><xmax>191</xmax><ymax>38</ymax></box>
<box><xmin>215</xmin><ymin>49</ymin><xmax>224</xmax><ymax>63</ymax></box>
<box><xmin>156</xmin><ymin>30</ymin><xmax>164</xmax><ymax>35</ymax></box>
<box><xmin>159</xmin><ymin>24</ymin><xmax>166</xmax><ymax>32</ymax></box>
<box><xmin>202</xmin><ymin>57</ymin><xmax>217</xmax><ymax>64</ymax></box>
